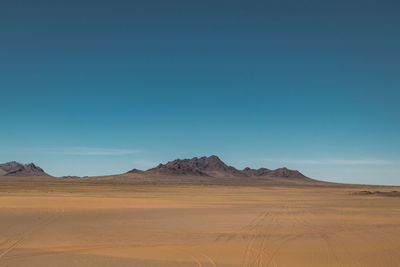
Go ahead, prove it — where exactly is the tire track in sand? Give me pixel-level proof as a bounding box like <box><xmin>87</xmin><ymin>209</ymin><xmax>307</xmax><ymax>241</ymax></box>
<box><xmin>0</xmin><ymin>208</ymin><xmax>64</xmax><ymax>261</ymax></box>
<box><xmin>241</xmin><ymin>210</ymin><xmax>281</xmax><ymax>267</ymax></box>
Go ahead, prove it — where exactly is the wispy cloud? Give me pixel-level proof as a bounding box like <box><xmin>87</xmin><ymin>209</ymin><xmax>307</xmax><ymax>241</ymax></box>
<box><xmin>261</xmin><ymin>158</ymin><xmax>398</xmax><ymax>165</ymax></box>
<box><xmin>39</xmin><ymin>147</ymin><xmax>140</xmax><ymax>156</ymax></box>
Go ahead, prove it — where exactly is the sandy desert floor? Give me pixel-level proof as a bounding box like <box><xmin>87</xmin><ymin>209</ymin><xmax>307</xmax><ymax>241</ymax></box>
<box><xmin>0</xmin><ymin>181</ymin><xmax>400</xmax><ymax>267</ymax></box>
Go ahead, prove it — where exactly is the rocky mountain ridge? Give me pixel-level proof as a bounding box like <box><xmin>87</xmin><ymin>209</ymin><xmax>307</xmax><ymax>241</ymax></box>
<box><xmin>0</xmin><ymin>161</ymin><xmax>50</xmax><ymax>177</ymax></box>
<box><xmin>132</xmin><ymin>155</ymin><xmax>308</xmax><ymax>179</ymax></box>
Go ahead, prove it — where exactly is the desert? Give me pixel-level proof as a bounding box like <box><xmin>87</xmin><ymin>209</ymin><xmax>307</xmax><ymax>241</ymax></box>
<box><xmin>2</xmin><ymin>1</ymin><xmax>399</xmax><ymax>266</ymax></box>
<box><xmin>0</xmin><ymin>157</ymin><xmax>399</xmax><ymax>267</ymax></box>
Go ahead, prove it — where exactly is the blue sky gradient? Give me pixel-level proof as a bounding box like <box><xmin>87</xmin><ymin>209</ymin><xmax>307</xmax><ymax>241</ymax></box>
<box><xmin>1</xmin><ymin>0</ymin><xmax>399</xmax><ymax>184</ymax></box>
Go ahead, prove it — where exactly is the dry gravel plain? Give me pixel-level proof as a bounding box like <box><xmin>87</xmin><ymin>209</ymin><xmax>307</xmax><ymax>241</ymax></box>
<box><xmin>0</xmin><ymin>179</ymin><xmax>400</xmax><ymax>267</ymax></box>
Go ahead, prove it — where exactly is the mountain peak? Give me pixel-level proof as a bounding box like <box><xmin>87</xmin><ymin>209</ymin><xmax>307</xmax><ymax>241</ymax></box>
<box><xmin>270</xmin><ymin>167</ymin><xmax>306</xmax><ymax>178</ymax></box>
<box><xmin>144</xmin><ymin>156</ymin><xmax>308</xmax><ymax>179</ymax></box>
<box><xmin>0</xmin><ymin>161</ymin><xmax>50</xmax><ymax>177</ymax></box>
<box><xmin>206</xmin><ymin>155</ymin><xmax>222</xmax><ymax>161</ymax></box>
<box><xmin>147</xmin><ymin>155</ymin><xmax>243</xmax><ymax>177</ymax></box>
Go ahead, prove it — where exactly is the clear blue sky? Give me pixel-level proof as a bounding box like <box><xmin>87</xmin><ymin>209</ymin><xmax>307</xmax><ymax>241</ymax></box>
<box><xmin>1</xmin><ymin>0</ymin><xmax>399</xmax><ymax>185</ymax></box>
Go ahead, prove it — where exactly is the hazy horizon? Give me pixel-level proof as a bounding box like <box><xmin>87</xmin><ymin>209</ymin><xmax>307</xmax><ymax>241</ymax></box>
<box><xmin>1</xmin><ymin>0</ymin><xmax>399</xmax><ymax>185</ymax></box>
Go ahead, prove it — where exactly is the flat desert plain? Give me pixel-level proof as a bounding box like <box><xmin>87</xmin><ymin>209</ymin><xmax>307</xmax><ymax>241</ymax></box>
<box><xmin>0</xmin><ymin>180</ymin><xmax>400</xmax><ymax>266</ymax></box>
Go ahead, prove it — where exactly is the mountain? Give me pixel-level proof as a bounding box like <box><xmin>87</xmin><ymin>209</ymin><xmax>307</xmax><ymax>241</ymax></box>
<box><xmin>242</xmin><ymin>167</ymin><xmax>271</xmax><ymax>176</ymax></box>
<box><xmin>136</xmin><ymin>155</ymin><xmax>308</xmax><ymax>179</ymax></box>
<box><xmin>146</xmin><ymin>155</ymin><xmax>245</xmax><ymax>177</ymax></box>
<box><xmin>242</xmin><ymin>167</ymin><xmax>307</xmax><ymax>179</ymax></box>
<box><xmin>116</xmin><ymin>155</ymin><xmax>319</xmax><ymax>186</ymax></box>
<box><xmin>0</xmin><ymin>161</ymin><xmax>50</xmax><ymax>177</ymax></box>
<box><xmin>268</xmin><ymin>167</ymin><xmax>307</xmax><ymax>179</ymax></box>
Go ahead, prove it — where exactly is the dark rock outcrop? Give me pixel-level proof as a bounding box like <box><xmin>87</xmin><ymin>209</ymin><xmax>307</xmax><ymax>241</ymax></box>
<box><xmin>145</xmin><ymin>156</ymin><xmax>307</xmax><ymax>179</ymax></box>
<box><xmin>147</xmin><ymin>155</ymin><xmax>242</xmax><ymax>176</ymax></box>
<box><xmin>242</xmin><ymin>167</ymin><xmax>271</xmax><ymax>176</ymax></box>
<box><xmin>0</xmin><ymin>161</ymin><xmax>50</xmax><ymax>177</ymax></box>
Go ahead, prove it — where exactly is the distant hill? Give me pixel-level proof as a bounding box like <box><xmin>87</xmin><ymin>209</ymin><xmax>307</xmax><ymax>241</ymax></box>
<box><xmin>0</xmin><ymin>161</ymin><xmax>50</xmax><ymax>177</ymax></box>
<box><xmin>0</xmin><ymin>157</ymin><xmax>321</xmax><ymax>186</ymax></box>
<box><xmin>146</xmin><ymin>155</ymin><xmax>244</xmax><ymax>177</ymax></box>
<box><xmin>119</xmin><ymin>155</ymin><xmax>318</xmax><ymax>185</ymax></box>
<box><xmin>143</xmin><ymin>155</ymin><xmax>307</xmax><ymax>179</ymax></box>
<box><xmin>242</xmin><ymin>166</ymin><xmax>307</xmax><ymax>179</ymax></box>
